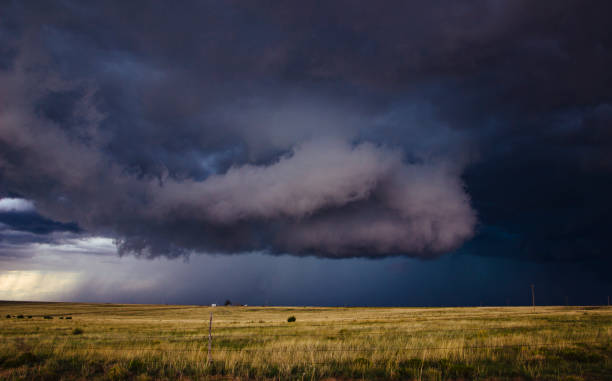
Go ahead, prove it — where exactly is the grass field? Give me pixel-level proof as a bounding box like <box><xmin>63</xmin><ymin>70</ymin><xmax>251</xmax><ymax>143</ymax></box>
<box><xmin>1</xmin><ymin>302</ymin><xmax>611</xmax><ymax>380</ymax></box>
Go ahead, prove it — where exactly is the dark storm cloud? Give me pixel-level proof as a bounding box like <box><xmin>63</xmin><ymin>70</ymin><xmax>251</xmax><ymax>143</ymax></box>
<box><xmin>1</xmin><ymin>0</ymin><xmax>611</xmax><ymax>261</ymax></box>
<box><xmin>0</xmin><ymin>212</ymin><xmax>79</xmax><ymax>236</ymax></box>
<box><xmin>0</xmin><ymin>198</ymin><xmax>81</xmax><ymax>259</ymax></box>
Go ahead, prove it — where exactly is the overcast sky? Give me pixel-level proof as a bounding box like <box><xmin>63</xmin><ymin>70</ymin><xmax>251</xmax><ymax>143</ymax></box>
<box><xmin>1</xmin><ymin>0</ymin><xmax>612</xmax><ymax>305</ymax></box>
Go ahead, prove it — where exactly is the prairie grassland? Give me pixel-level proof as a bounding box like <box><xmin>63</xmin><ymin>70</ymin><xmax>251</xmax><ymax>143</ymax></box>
<box><xmin>1</xmin><ymin>302</ymin><xmax>611</xmax><ymax>380</ymax></box>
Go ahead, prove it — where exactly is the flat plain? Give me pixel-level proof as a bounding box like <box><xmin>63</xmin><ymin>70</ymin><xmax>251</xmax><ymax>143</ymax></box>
<box><xmin>1</xmin><ymin>302</ymin><xmax>611</xmax><ymax>380</ymax></box>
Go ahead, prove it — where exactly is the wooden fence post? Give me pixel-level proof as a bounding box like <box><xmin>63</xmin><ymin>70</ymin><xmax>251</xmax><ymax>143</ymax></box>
<box><xmin>208</xmin><ymin>311</ymin><xmax>213</xmax><ymax>364</ymax></box>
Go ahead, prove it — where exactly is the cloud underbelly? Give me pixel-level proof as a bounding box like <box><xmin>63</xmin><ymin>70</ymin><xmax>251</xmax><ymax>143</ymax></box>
<box><xmin>0</xmin><ymin>51</ymin><xmax>476</xmax><ymax>259</ymax></box>
<box><xmin>148</xmin><ymin>139</ymin><xmax>476</xmax><ymax>257</ymax></box>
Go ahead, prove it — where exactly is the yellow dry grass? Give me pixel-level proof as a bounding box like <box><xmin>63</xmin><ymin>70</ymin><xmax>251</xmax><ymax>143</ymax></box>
<box><xmin>1</xmin><ymin>302</ymin><xmax>611</xmax><ymax>380</ymax></box>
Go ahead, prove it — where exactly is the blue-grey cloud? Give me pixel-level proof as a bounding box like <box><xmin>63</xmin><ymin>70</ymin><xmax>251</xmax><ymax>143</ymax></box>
<box><xmin>1</xmin><ymin>0</ymin><xmax>612</xmax><ymax>264</ymax></box>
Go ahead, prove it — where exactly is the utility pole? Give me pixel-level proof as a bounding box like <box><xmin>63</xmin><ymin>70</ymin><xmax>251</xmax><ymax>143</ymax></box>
<box><xmin>531</xmin><ymin>284</ymin><xmax>535</xmax><ymax>312</ymax></box>
<box><xmin>608</xmin><ymin>296</ymin><xmax>610</xmax><ymax>307</ymax></box>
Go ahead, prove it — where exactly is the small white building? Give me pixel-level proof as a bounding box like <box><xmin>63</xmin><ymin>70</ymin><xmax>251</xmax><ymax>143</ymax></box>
<box><xmin>211</xmin><ymin>304</ymin><xmax>217</xmax><ymax>307</ymax></box>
